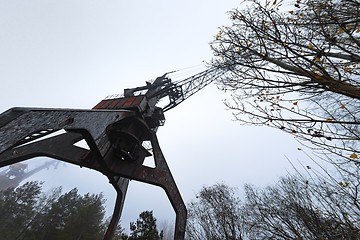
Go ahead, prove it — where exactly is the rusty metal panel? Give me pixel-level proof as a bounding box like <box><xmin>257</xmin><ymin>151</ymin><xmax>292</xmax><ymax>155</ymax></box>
<box><xmin>92</xmin><ymin>100</ymin><xmax>109</xmax><ymax>109</ymax></box>
<box><xmin>132</xmin><ymin>95</ymin><xmax>145</xmax><ymax>105</ymax></box>
<box><xmin>113</xmin><ymin>98</ymin><xmax>127</xmax><ymax>108</ymax></box>
<box><xmin>107</xmin><ymin>98</ymin><xmax>122</xmax><ymax>109</ymax></box>
<box><xmin>101</xmin><ymin>100</ymin><xmax>115</xmax><ymax>109</ymax></box>
<box><xmin>123</xmin><ymin>96</ymin><xmax>135</xmax><ymax>106</ymax></box>
<box><xmin>93</xmin><ymin>96</ymin><xmax>148</xmax><ymax>111</ymax></box>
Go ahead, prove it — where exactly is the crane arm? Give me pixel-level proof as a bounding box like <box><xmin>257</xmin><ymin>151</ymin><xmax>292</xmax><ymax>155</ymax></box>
<box><xmin>159</xmin><ymin>67</ymin><xmax>225</xmax><ymax>111</ymax></box>
<box><xmin>94</xmin><ymin>67</ymin><xmax>227</xmax><ymax>129</ymax></box>
<box><xmin>123</xmin><ymin>67</ymin><xmax>225</xmax><ymax>112</ymax></box>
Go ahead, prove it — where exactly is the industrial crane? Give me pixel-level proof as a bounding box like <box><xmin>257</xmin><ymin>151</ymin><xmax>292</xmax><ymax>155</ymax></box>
<box><xmin>0</xmin><ymin>66</ymin><xmax>225</xmax><ymax>240</ymax></box>
<box><xmin>0</xmin><ymin>160</ymin><xmax>57</xmax><ymax>191</ymax></box>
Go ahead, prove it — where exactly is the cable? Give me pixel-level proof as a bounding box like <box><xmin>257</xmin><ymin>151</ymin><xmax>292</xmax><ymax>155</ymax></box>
<box><xmin>166</xmin><ymin>64</ymin><xmax>210</xmax><ymax>81</ymax></box>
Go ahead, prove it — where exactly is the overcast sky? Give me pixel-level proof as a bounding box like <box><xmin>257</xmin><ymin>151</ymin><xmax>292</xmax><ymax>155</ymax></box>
<box><xmin>0</xmin><ymin>0</ymin><xmax>311</xmax><ymax>233</ymax></box>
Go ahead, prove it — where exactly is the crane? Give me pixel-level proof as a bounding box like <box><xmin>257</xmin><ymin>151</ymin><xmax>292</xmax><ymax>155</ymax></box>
<box><xmin>0</xmin><ymin>160</ymin><xmax>57</xmax><ymax>191</ymax></box>
<box><xmin>0</xmin><ymin>66</ymin><xmax>225</xmax><ymax>240</ymax></box>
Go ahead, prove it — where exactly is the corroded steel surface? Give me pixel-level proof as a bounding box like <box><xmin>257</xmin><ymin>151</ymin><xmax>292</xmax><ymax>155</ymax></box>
<box><xmin>93</xmin><ymin>95</ymin><xmax>147</xmax><ymax>110</ymax></box>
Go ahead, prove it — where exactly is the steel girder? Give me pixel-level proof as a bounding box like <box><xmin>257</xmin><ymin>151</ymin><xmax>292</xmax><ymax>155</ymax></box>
<box><xmin>0</xmin><ymin>107</ymin><xmax>186</xmax><ymax>240</ymax></box>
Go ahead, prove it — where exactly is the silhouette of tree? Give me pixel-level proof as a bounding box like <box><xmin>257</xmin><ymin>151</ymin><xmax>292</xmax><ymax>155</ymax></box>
<box><xmin>0</xmin><ymin>181</ymin><xmax>42</xmax><ymax>239</ymax></box>
<box><xmin>0</xmin><ymin>181</ymin><xmax>124</xmax><ymax>240</ymax></box>
<box><xmin>186</xmin><ymin>183</ymin><xmax>244</xmax><ymax>240</ymax></box>
<box><xmin>125</xmin><ymin>210</ymin><xmax>163</xmax><ymax>240</ymax></box>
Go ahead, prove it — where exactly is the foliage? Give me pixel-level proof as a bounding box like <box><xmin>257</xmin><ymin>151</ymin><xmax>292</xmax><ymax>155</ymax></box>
<box><xmin>0</xmin><ymin>181</ymin><xmax>42</xmax><ymax>239</ymax></box>
<box><xmin>38</xmin><ymin>188</ymin><xmax>106</xmax><ymax>240</ymax></box>
<box><xmin>0</xmin><ymin>181</ymin><xmax>122</xmax><ymax>240</ymax></box>
<box><xmin>211</xmin><ymin>0</ymin><xmax>360</xmax><ymax>162</ymax></box>
<box><xmin>125</xmin><ymin>210</ymin><xmax>163</xmax><ymax>240</ymax></box>
<box><xmin>186</xmin><ymin>183</ymin><xmax>244</xmax><ymax>240</ymax></box>
<box><xmin>0</xmin><ymin>181</ymin><xmax>166</xmax><ymax>240</ymax></box>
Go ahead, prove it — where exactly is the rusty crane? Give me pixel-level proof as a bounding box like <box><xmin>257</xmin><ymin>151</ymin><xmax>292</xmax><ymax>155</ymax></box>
<box><xmin>0</xmin><ymin>67</ymin><xmax>225</xmax><ymax>240</ymax></box>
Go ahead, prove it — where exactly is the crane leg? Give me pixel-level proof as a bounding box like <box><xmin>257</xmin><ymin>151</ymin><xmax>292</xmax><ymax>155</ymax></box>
<box><xmin>149</xmin><ymin>131</ymin><xmax>187</xmax><ymax>240</ymax></box>
<box><xmin>102</xmin><ymin>131</ymin><xmax>187</xmax><ymax>240</ymax></box>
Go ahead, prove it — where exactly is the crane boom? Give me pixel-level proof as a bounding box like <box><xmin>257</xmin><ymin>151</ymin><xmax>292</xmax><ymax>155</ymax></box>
<box><xmin>93</xmin><ymin>66</ymin><xmax>226</xmax><ymax>130</ymax></box>
<box><xmin>122</xmin><ymin>67</ymin><xmax>225</xmax><ymax>112</ymax></box>
<box><xmin>159</xmin><ymin>67</ymin><xmax>225</xmax><ymax>111</ymax></box>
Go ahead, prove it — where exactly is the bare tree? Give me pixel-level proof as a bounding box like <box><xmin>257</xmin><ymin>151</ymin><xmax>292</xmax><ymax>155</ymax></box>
<box><xmin>210</xmin><ymin>0</ymin><xmax>360</xmax><ymax>162</ymax></box>
<box><xmin>242</xmin><ymin>160</ymin><xmax>360</xmax><ymax>240</ymax></box>
<box><xmin>186</xmin><ymin>183</ymin><xmax>244</xmax><ymax>240</ymax></box>
<box><xmin>158</xmin><ymin>220</ymin><xmax>175</xmax><ymax>240</ymax></box>
<box><xmin>186</xmin><ymin>164</ymin><xmax>360</xmax><ymax>239</ymax></box>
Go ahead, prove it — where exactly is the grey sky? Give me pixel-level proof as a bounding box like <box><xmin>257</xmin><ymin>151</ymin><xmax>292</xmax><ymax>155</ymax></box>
<box><xmin>0</xmin><ymin>0</ymin><xmax>309</xmax><ymax>232</ymax></box>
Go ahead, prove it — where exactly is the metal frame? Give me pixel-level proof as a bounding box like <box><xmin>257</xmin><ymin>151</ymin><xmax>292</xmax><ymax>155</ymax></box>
<box><xmin>0</xmin><ymin>107</ymin><xmax>186</xmax><ymax>240</ymax></box>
